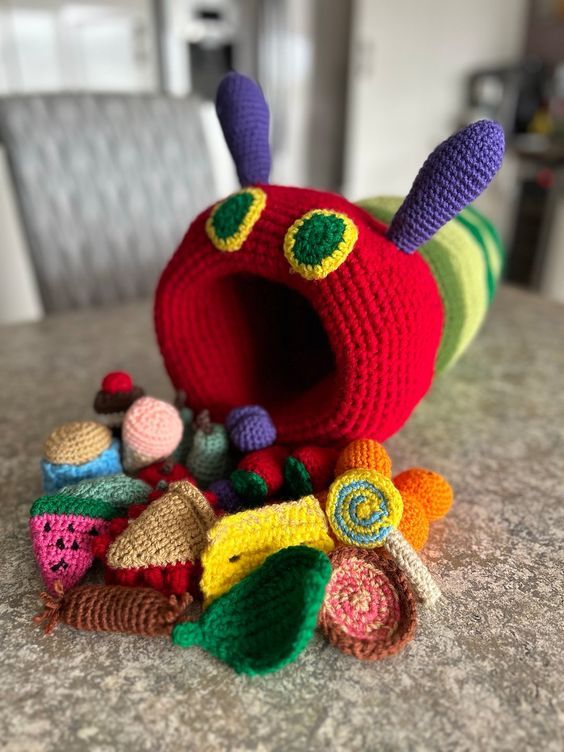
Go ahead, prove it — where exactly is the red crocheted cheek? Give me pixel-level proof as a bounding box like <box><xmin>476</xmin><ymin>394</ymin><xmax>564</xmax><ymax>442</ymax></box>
<box><xmin>155</xmin><ymin>185</ymin><xmax>444</xmax><ymax>444</ymax></box>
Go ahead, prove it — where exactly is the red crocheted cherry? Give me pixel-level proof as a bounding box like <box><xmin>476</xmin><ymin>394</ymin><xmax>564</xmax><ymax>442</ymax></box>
<box><xmin>102</xmin><ymin>371</ymin><xmax>133</xmax><ymax>394</ymax></box>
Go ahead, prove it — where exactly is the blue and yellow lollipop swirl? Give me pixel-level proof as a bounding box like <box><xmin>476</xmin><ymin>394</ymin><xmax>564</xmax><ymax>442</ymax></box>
<box><xmin>326</xmin><ymin>469</ymin><xmax>403</xmax><ymax>547</ymax></box>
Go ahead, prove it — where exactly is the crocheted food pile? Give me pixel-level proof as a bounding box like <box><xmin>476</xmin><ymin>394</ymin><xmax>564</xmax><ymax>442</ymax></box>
<box><xmin>30</xmin><ymin>371</ymin><xmax>454</xmax><ymax>676</ymax></box>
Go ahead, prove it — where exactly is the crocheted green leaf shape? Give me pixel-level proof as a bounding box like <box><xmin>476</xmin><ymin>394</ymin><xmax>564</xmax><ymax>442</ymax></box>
<box><xmin>172</xmin><ymin>546</ymin><xmax>331</xmax><ymax>675</ymax></box>
<box><xmin>230</xmin><ymin>469</ymin><xmax>268</xmax><ymax>504</ymax></box>
<box><xmin>284</xmin><ymin>456</ymin><xmax>313</xmax><ymax>497</ymax></box>
<box><xmin>30</xmin><ymin>475</ymin><xmax>150</xmax><ymax>519</ymax></box>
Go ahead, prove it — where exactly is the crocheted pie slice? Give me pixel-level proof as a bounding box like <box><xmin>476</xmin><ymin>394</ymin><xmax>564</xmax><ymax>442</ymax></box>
<box><xmin>200</xmin><ymin>495</ymin><xmax>334</xmax><ymax>605</ymax></box>
<box><xmin>173</xmin><ymin>546</ymin><xmax>331</xmax><ymax>675</ymax></box>
<box><xmin>105</xmin><ymin>481</ymin><xmax>216</xmax><ymax>596</ymax></box>
<box><xmin>318</xmin><ymin>547</ymin><xmax>417</xmax><ymax>660</ymax></box>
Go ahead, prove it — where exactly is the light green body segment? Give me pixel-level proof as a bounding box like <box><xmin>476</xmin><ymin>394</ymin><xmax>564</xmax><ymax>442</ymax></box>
<box><xmin>356</xmin><ymin>196</ymin><xmax>504</xmax><ymax>372</ymax></box>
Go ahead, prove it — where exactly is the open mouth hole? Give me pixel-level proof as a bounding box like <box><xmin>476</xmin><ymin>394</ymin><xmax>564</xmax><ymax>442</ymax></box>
<box><xmin>192</xmin><ymin>274</ymin><xmax>337</xmax><ymax>425</ymax></box>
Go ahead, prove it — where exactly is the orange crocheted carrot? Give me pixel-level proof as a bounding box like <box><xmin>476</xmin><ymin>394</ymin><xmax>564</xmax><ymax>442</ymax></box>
<box><xmin>394</xmin><ymin>468</ymin><xmax>453</xmax><ymax>521</ymax></box>
<box><xmin>34</xmin><ymin>581</ymin><xmax>191</xmax><ymax>636</ymax></box>
<box><xmin>335</xmin><ymin>439</ymin><xmax>392</xmax><ymax>478</ymax></box>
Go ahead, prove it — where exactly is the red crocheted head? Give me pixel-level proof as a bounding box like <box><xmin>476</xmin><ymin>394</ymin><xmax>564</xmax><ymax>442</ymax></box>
<box><xmin>154</xmin><ymin>73</ymin><xmax>504</xmax><ymax>445</ymax></box>
<box><xmin>155</xmin><ymin>185</ymin><xmax>441</xmax><ymax>444</ymax></box>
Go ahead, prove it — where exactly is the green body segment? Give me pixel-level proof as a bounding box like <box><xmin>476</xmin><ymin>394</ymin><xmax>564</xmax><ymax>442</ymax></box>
<box><xmin>172</xmin><ymin>546</ymin><xmax>332</xmax><ymax>675</ymax></box>
<box><xmin>356</xmin><ymin>196</ymin><xmax>504</xmax><ymax>372</ymax></box>
<box><xmin>30</xmin><ymin>474</ymin><xmax>150</xmax><ymax>519</ymax></box>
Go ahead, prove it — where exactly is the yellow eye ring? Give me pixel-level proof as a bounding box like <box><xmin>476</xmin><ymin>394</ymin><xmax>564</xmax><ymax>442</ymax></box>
<box><xmin>283</xmin><ymin>209</ymin><xmax>358</xmax><ymax>280</ymax></box>
<box><xmin>206</xmin><ymin>187</ymin><xmax>266</xmax><ymax>252</ymax></box>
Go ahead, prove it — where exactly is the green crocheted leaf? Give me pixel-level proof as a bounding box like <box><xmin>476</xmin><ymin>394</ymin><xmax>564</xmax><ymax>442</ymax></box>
<box><xmin>211</xmin><ymin>192</ymin><xmax>254</xmax><ymax>240</ymax></box>
<box><xmin>172</xmin><ymin>546</ymin><xmax>331</xmax><ymax>675</ymax></box>
<box><xmin>230</xmin><ymin>470</ymin><xmax>268</xmax><ymax>504</ymax></box>
<box><xmin>56</xmin><ymin>474</ymin><xmax>150</xmax><ymax>507</ymax></box>
<box><xmin>284</xmin><ymin>457</ymin><xmax>313</xmax><ymax>497</ymax></box>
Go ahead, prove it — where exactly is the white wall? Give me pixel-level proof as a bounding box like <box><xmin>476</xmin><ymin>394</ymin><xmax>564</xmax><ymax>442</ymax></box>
<box><xmin>344</xmin><ymin>0</ymin><xmax>528</xmax><ymax>207</ymax></box>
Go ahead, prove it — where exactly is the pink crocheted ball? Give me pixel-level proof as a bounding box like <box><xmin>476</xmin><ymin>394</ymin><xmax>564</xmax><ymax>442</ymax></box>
<box><xmin>122</xmin><ymin>397</ymin><xmax>183</xmax><ymax>459</ymax></box>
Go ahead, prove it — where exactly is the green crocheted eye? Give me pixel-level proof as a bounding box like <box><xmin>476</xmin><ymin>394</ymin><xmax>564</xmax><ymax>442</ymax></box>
<box><xmin>283</xmin><ymin>209</ymin><xmax>358</xmax><ymax>280</ymax></box>
<box><xmin>206</xmin><ymin>187</ymin><xmax>266</xmax><ymax>252</ymax></box>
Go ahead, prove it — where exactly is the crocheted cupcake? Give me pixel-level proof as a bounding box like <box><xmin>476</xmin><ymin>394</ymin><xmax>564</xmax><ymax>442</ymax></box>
<box><xmin>121</xmin><ymin>396</ymin><xmax>183</xmax><ymax>473</ymax></box>
<box><xmin>41</xmin><ymin>421</ymin><xmax>121</xmax><ymax>492</ymax></box>
<box><xmin>93</xmin><ymin>371</ymin><xmax>144</xmax><ymax>429</ymax></box>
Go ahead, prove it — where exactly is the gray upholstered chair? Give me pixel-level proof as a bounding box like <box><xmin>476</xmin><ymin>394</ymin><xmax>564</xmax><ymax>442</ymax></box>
<box><xmin>0</xmin><ymin>93</ymin><xmax>217</xmax><ymax>313</ymax></box>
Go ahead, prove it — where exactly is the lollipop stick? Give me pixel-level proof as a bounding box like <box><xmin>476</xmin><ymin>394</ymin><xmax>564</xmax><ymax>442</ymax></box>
<box><xmin>384</xmin><ymin>529</ymin><xmax>441</xmax><ymax>606</ymax></box>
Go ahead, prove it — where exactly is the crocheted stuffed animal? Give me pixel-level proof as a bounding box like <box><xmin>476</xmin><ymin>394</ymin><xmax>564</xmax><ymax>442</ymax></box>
<box><xmin>155</xmin><ymin>72</ymin><xmax>505</xmax><ymax>446</ymax></box>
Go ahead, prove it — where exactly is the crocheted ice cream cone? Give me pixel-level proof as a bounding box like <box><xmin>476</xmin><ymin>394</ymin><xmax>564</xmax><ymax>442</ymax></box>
<box><xmin>93</xmin><ymin>371</ymin><xmax>144</xmax><ymax>429</ymax></box>
<box><xmin>41</xmin><ymin>421</ymin><xmax>122</xmax><ymax>492</ymax></box>
<box><xmin>121</xmin><ymin>396</ymin><xmax>183</xmax><ymax>473</ymax></box>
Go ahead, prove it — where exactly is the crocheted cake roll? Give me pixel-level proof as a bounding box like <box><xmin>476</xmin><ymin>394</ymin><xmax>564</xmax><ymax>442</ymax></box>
<box><xmin>41</xmin><ymin>421</ymin><xmax>122</xmax><ymax>492</ymax></box>
<box><xmin>155</xmin><ymin>72</ymin><xmax>504</xmax><ymax>445</ymax></box>
<box><xmin>200</xmin><ymin>495</ymin><xmax>334</xmax><ymax>605</ymax></box>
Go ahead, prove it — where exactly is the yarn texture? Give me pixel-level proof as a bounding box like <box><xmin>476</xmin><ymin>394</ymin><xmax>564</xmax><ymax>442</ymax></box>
<box><xmin>107</xmin><ymin>481</ymin><xmax>215</xmax><ymax>570</ymax></box>
<box><xmin>35</xmin><ymin>580</ymin><xmax>190</xmax><ymax>636</ymax></box>
<box><xmin>318</xmin><ymin>547</ymin><xmax>417</xmax><ymax>660</ymax></box>
<box><xmin>393</xmin><ymin>468</ymin><xmax>453</xmax><ymax>521</ymax></box>
<box><xmin>173</xmin><ymin>546</ymin><xmax>331</xmax><ymax>675</ymax></box>
<box><xmin>201</xmin><ymin>495</ymin><xmax>334</xmax><ymax>605</ymax></box>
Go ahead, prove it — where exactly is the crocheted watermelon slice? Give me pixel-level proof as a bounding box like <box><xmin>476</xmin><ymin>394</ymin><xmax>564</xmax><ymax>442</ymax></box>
<box><xmin>29</xmin><ymin>480</ymin><xmax>148</xmax><ymax>594</ymax></box>
<box><xmin>29</xmin><ymin>512</ymin><xmax>111</xmax><ymax>595</ymax></box>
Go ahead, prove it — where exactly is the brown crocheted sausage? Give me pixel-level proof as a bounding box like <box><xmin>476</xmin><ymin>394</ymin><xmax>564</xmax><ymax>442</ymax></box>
<box><xmin>34</xmin><ymin>581</ymin><xmax>191</xmax><ymax>636</ymax></box>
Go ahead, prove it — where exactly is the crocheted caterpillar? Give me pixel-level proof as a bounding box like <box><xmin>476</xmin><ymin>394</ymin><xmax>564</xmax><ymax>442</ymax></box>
<box><xmin>155</xmin><ymin>72</ymin><xmax>505</xmax><ymax>447</ymax></box>
<box><xmin>35</xmin><ymin>580</ymin><xmax>191</xmax><ymax>636</ymax></box>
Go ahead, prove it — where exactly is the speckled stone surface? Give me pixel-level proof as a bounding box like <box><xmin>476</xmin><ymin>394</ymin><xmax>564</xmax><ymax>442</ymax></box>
<box><xmin>0</xmin><ymin>285</ymin><xmax>563</xmax><ymax>752</ymax></box>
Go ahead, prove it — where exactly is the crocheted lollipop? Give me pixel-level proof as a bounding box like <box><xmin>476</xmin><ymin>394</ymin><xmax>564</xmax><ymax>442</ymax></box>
<box><xmin>41</xmin><ymin>421</ymin><xmax>121</xmax><ymax>492</ymax></box>
<box><xmin>326</xmin><ymin>469</ymin><xmax>441</xmax><ymax>605</ymax></box>
<box><xmin>93</xmin><ymin>371</ymin><xmax>144</xmax><ymax>430</ymax></box>
<box><xmin>172</xmin><ymin>546</ymin><xmax>331</xmax><ymax>675</ymax></box>
<box><xmin>121</xmin><ymin>396</ymin><xmax>183</xmax><ymax>473</ymax></box>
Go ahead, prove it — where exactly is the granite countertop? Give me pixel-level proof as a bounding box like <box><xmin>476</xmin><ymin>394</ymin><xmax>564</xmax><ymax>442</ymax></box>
<box><xmin>0</xmin><ymin>285</ymin><xmax>562</xmax><ymax>752</ymax></box>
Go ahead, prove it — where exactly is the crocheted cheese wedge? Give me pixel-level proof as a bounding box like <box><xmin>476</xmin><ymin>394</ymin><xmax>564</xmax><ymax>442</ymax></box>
<box><xmin>155</xmin><ymin>73</ymin><xmax>505</xmax><ymax>446</ymax></box>
<box><xmin>105</xmin><ymin>481</ymin><xmax>216</xmax><ymax>594</ymax></box>
<box><xmin>172</xmin><ymin>546</ymin><xmax>331</xmax><ymax>675</ymax></box>
<box><xmin>200</xmin><ymin>495</ymin><xmax>334</xmax><ymax>605</ymax></box>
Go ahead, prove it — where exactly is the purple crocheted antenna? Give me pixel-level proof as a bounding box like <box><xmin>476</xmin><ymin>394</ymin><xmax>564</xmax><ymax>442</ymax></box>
<box><xmin>387</xmin><ymin>120</ymin><xmax>505</xmax><ymax>253</ymax></box>
<box><xmin>216</xmin><ymin>72</ymin><xmax>271</xmax><ymax>186</ymax></box>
